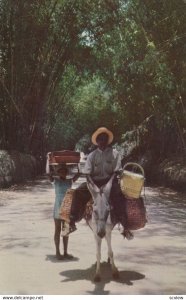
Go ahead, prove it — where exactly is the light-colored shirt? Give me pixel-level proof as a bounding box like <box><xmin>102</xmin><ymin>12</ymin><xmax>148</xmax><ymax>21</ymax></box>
<box><xmin>83</xmin><ymin>147</ymin><xmax>122</xmax><ymax>181</ymax></box>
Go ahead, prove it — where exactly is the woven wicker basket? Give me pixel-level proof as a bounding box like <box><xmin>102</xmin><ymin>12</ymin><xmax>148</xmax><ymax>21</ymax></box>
<box><xmin>83</xmin><ymin>199</ymin><xmax>93</xmax><ymax>221</ymax></box>
<box><xmin>59</xmin><ymin>189</ymin><xmax>75</xmax><ymax>222</ymax></box>
<box><xmin>125</xmin><ymin>197</ymin><xmax>147</xmax><ymax>230</ymax></box>
<box><xmin>120</xmin><ymin>163</ymin><xmax>145</xmax><ymax>199</ymax></box>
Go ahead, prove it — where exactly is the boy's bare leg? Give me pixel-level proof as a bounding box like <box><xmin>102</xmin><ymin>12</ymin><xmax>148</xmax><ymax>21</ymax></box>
<box><xmin>63</xmin><ymin>236</ymin><xmax>74</xmax><ymax>259</ymax></box>
<box><xmin>54</xmin><ymin>219</ymin><xmax>64</xmax><ymax>260</ymax></box>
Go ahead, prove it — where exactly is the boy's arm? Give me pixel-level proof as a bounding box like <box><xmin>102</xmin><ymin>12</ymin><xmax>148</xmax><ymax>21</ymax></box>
<box><xmin>48</xmin><ymin>173</ymin><xmax>54</xmax><ymax>182</ymax></box>
<box><xmin>46</xmin><ymin>152</ymin><xmax>55</xmax><ymax>182</ymax></box>
<box><xmin>82</xmin><ymin>153</ymin><xmax>93</xmax><ymax>175</ymax></box>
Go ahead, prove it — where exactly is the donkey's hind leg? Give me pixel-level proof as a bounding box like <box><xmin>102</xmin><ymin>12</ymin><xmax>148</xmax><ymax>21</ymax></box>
<box><xmin>105</xmin><ymin>227</ymin><xmax>119</xmax><ymax>279</ymax></box>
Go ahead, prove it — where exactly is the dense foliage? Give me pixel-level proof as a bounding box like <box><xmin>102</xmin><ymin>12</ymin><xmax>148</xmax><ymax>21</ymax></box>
<box><xmin>0</xmin><ymin>0</ymin><xmax>185</xmax><ymax>158</ymax></box>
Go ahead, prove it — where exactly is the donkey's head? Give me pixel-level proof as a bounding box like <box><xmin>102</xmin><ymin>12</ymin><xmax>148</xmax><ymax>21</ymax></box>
<box><xmin>87</xmin><ymin>175</ymin><xmax>114</xmax><ymax>238</ymax></box>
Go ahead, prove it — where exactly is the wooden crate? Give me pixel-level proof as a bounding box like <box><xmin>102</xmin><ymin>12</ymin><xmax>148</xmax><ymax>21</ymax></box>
<box><xmin>49</xmin><ymin>150</ymin><xmax>80</xmax><ymax>164</ymax></box>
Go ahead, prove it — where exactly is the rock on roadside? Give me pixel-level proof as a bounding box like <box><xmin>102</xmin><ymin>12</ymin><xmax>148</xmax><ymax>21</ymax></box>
<box><xmin>0</xmin><ymin>150</ymin><xmax>41</xmax><ymax>188</ymax></box>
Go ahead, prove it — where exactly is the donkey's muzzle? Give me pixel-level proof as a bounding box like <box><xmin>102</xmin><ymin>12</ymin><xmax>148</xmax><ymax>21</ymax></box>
<box><xmin>97</xmin><ymin>229</ymin><xmax>106</xmax><ymax>238</ymax></box>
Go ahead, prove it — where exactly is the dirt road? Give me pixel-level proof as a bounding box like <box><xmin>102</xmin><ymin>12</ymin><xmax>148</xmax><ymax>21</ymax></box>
<box><xmin>0</xmin><ymin>178</ymin><xmax>186</xmax><ymax>295</ymax></box>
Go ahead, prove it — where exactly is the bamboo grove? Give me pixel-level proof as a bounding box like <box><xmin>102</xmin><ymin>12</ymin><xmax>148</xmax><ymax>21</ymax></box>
<box><xmin>0</xmin><ymin>0</ymin><xmax>185</xmax><ymax>158</ymax></box>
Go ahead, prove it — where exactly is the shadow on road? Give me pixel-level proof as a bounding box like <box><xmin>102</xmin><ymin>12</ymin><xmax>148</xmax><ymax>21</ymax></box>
<box><xmin>46</xmin><ymin>254</ymin><xmax>79</xmax><ymax>263</ymax></box>
<box><xmin>60</xmin><ymin>262</ymin><xmax>145</xmax><ymax>294</ymax></box>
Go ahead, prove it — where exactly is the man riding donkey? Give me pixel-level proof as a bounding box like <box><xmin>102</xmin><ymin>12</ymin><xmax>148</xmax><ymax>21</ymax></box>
<box><xmin>70</xmin><ymin>127</ymin><xmax>134</xmax><ymax>240</ymax></box>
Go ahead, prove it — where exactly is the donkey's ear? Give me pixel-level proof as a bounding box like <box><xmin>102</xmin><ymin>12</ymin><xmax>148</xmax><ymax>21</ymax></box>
<box><xmin>102</xmin><ymin>174</ymin><xmax>115</xmax><ymax>194</ymax></box>
<box><xmin>87</xmin><ymin>176</ymin><xmax>100</xmax><ymax>195</ymax></box>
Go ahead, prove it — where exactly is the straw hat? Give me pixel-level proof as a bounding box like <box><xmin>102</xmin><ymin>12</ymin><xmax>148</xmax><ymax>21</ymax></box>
<box><xmin>91</xmin><ymin>127</ymin><xmax>114</xmax><ymax>145</ymax></box>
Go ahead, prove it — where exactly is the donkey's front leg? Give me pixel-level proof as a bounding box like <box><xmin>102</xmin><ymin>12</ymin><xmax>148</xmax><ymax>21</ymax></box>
<box><xmin>105</xmin><ymin>228</ymin><xmax>119</xmax><ymax>279</ymax></box>
<box><xmin>94</xmin><ymin>235</ymin><xmax>102</xmax><ymax>282</ymax></box>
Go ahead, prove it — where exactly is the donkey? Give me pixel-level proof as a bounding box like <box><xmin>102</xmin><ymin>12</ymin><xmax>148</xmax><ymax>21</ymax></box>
<box><xmin>86</xmin><ymin>175</ymin><xmax>119</xmax><ymax>282</ymax></box>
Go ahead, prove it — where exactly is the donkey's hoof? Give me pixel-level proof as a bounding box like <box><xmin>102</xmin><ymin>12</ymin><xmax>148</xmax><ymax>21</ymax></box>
<box><xmin>112</xmin><ymin>270</ymin><xmax>120</xmax><ymax>280</ymax></box>
<box><xmin>107</xmin><ymin>257</ymin><xmax>110</xmax><ymax>264</ymax></box>
<box><xmin>94</xmin><ymin>274</ymin><xmax>101</xmax><ymax>282</ymax></box>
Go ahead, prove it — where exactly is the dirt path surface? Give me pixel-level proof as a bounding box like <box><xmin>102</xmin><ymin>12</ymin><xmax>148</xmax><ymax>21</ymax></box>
<box><xmin>0</xmin><ymin>177</ymin><xmax>186</xmax><ymax>295</ymax></box>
